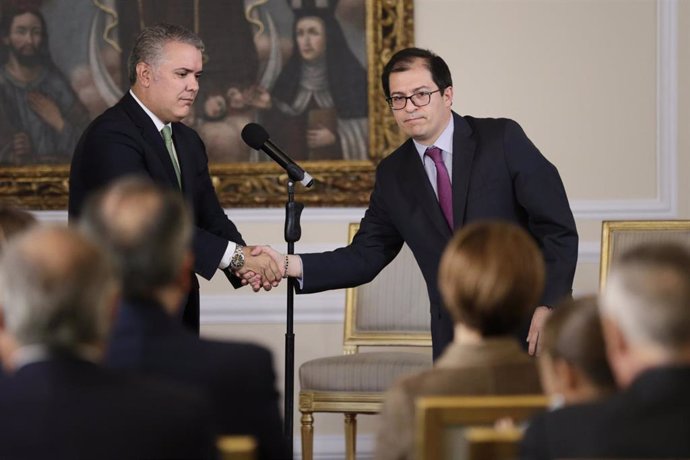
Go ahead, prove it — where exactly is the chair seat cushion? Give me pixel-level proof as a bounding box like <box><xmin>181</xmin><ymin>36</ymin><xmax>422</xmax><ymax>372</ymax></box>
<box><xmin>299</xmin><ymin>351</ymin><xmax>432</xmax><ymax>392</ymax></box>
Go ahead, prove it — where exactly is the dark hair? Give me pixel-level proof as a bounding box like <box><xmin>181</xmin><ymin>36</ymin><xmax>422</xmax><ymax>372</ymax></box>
<box><xmin>381</xmin><ymin>47</ymin><xmax>452</xmax><ymax>98</ymax></box>
<box><xmin>128</xmin><ymin>23</ymin><xmax>204</xmax><ymax>86</ymax></box>
<box><xmin>271</xmin><ymin>13</ymin><xmax>367</xmax><ymax>119</ymax></box>
<box><xmin>438</xmin><ymin>221</ymin><xmax>544</xmax><ymax>336</ymax></box>
<box><xmin>0</xmin><ymin>7</ymin><xmax>52</xmax><ymax>65</ymax></box>
<box><xmin>541</xmin><ymin>296</ymin><xmax>616</xmax><ymax>391</ymax></box>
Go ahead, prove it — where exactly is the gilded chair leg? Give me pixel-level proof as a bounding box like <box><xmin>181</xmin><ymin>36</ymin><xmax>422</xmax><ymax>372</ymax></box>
<box><xmin>301</xmin><ymin>411</ymin><xmax>314</xmax><ymax>460</ymax></box>
<box><xmin>344</xmin><ymin>413</ymin><xmax>357</xmax><ymax>460</ymax></box>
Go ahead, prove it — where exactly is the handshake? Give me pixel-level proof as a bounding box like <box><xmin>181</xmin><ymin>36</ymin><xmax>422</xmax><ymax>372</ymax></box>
<box><xmin>233</xmin><ymin>245</ymin><xmax>301</xmax><ymax>292</ymax></box>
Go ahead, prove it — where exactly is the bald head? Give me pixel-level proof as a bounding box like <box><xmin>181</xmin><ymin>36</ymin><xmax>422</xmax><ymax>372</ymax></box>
<box><xmin>79</xmin><ymin>177</ymin><xmax>192</xmax><ymax>301</ymax></box>
<box><xmin>0</xmin><ymin>226</ymin><xmax>116</xmax><ymax>350</ymax></box>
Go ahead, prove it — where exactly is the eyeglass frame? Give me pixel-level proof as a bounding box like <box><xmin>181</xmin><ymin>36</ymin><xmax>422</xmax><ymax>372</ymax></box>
<box><xmin>385</xmin><ymin>88</ymin><xmax>445</xmax><ymax>110</ymax></box>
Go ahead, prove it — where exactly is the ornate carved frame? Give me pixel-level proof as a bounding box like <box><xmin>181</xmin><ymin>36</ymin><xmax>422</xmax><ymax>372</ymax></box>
<box><xmin>0</xmin><ymin>0</ymin><xmax>413</xmax><ymax>209</ymax></box>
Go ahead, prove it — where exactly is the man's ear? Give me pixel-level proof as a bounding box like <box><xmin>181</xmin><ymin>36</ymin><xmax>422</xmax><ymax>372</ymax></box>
<box><xmin>601</xmin><ymin>315</ymin><xmax>628</xmax><ymax>360</ymax></box>
<box><xmin>0</xmin><ymin>307</ymin><xmax>5</xmax><ymax>332</ymax></box>
<box><xmin>136</xmin><ymin>62</ymin><xmax>151</xmax><ymax>87</ymax></box>
<box><xmin>443</xmin><ymin>86</ymin><xmax>454</xmax><ymax>107</ymax></box>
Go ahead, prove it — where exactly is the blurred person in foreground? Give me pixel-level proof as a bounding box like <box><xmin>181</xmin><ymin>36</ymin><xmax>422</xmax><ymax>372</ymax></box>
<box><xmin>0</xmin><ymin>204</ymin><xmax>37</xmax><ymax>249</ymax></box>
<box><xmin>375</xmin><ymin>221</ymin><xmax>544</xmax><ymax>460</ymax></box>
<box><xmin>0</xmin><ymin>226</ymin><xmax>215</xmax><ymax>459</ymax></box>
<box><xmin>537</xmin><ymin>295</ymin><xmax>616</xmax><ymax>409</ymax></box>
<box><xmin>80</xmin><ymin>176</ymin><xmax>289</xmax><ymax>460</ymax></box>
<box><xmin>0</xmin><ymin>204</ymin><xmax>37</xmax><ymax>377</ymax></box>
<box><xmin>522</xmin><ymin>242</ymin><xmax>690</xmax><ymax>459</ymax></box>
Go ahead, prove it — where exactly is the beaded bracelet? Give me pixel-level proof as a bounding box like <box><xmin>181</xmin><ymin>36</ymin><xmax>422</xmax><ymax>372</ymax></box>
<box><xmin>283</xmin><ymin>255</ymin><xmax>289</xmax><ymax>278</ymax></box>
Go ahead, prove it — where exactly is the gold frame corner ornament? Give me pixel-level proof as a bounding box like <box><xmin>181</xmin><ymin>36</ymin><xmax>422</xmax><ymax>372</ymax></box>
<box><xmin>1</xmin><ymin>0</ymin><xmax>414</xmax><ymax>210</ymax></box>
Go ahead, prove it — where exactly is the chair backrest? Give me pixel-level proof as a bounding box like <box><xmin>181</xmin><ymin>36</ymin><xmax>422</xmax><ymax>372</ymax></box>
<box><xmin>463</xmin><ymin>426</ymin><xmax>523</xmax><ymax>460</ymax></box>
<box><xmin>343</xmin><ymin>222</ymin><xmax>432</xmax><ymax>353</ymax></box>
<box><xmin>415</xmin><ymin>395</ymin><xmax>548</xmax><ymax>460</ymax></box>
<box><xmin>600</xmin><ymin>220</ymin><xmax>690</xmax><ymax>290</ymax></box>
<box><xmin>216</xmin><ymin>435</ymin><xmax>256</xmax><ymax>460</ymax></box>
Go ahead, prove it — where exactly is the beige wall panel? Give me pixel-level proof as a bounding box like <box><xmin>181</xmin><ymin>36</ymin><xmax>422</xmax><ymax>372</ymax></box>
<box><xmin>415</xmin><ymin>0</ymin><xmax>658</xmax><ymax>201</ymax></box>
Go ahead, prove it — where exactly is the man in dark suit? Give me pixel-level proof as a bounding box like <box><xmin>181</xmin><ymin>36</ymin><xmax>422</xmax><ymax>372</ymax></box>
<box><xmin>522</xmin><ymin>242</ymin><xmax>690</xmax><ymax>459</ymax></box>
<box><xmin>80</xmin><ymin>177</ymin><xmax>290</xmax><ymax>460</ymax></box>
<box><xmin>268</xmin><ymin>48</ymin><xmax>578</xmax><ymax>359</ymax></box>
<box><xmin>68</xmin><ymin>23</ymin><xmax>281</xmax><ymax>334</ymax></box>
<box><xmin>0</xmin><ymin>226</ymin><xmax>216</xmax><ymax>459</ymax></box>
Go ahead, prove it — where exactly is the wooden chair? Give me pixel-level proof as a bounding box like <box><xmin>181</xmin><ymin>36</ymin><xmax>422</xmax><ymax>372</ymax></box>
<box><xmin>463</xmin><ymin>426</ymin><xmax>524</xmax><ymax>460</ymax></box>
<box><xmin>299</xmin><ymin>223</ymin><xmax>433</xmax><ymax>460</ymax></box>
<box><xmin>416</xmin><ymin>395</ymin><xmax>549</xmax><ymax>460</ymax></box>
<box><xmin>600</xmin><ymin>220</ymin><xmax>690</xmax><ymax>289</ymax></box>
<box><xmin>217</xmin><ymin>435</ymin><xmax>257</xmax><ymax>460</ymax></box>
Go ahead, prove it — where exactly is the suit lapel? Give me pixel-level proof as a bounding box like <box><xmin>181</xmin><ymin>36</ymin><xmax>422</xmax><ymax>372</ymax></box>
<box><xmin>399</xmin><ymin>140</ymin><xmax>452</xmax><ymax>239</ymax></box>
<box><xmin>451</xmin><ymin>113</ymin><xmax>476</xmax><ymax>229</ymax></box>
<box><xmin>121</xmin><ymin>93</ymin><xmax>182</xmax><ymax>189</ymax></box>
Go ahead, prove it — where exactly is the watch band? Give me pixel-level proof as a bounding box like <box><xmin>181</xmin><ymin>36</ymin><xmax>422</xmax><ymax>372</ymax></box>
<box><xmin>229</xmin><ymin>244</ymin><xmax>245</xmax><ymax>270</ymax></box>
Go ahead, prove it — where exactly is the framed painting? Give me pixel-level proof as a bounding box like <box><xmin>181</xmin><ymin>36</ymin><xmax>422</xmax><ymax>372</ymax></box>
<box><xmin>0</xmin><ymin>0</ymin><xmax>413</xmax><ymax>209</ymax></box>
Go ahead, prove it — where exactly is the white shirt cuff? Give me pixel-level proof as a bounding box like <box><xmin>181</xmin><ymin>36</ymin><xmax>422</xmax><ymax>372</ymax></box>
<box><xmin>219</xmin><ymin>242</ymin><xmax>237</xmax><ymax>269</ymax></box>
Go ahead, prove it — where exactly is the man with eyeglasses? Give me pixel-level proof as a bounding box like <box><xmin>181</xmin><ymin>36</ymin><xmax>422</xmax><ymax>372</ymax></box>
<box><xmin>264</xmin><ymin>47</ymin><xmax>578</xmax><ymax>360</ymax></box>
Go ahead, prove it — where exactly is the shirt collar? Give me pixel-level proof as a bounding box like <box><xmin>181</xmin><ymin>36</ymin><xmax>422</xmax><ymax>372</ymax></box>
<box><xmin>413</xmin><ymin>115</ymin><xmax>454</xmax><ymax>160</ymax></box>
<box><xmin>129</xmin><ymin>89</ymin><xmax>170</xmax><ymax>133</ymax></box>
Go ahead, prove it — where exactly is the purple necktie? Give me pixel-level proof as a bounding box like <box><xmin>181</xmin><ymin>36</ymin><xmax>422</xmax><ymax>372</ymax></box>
<box><xmin>425</xmin><ymin>146</ymin><xmax>453</xmax><ymax>229</ymax></box>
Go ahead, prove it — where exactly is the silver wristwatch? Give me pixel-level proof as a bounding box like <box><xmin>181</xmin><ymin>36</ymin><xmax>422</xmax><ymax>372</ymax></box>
<box><xmin>229</xmin><ymin>244</ymin><xmax>245</xmax><ymax>270</ymax></box>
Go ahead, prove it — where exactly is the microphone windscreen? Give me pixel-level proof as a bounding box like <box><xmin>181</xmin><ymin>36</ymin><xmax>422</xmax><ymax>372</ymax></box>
<box><xmin>241</xmin><ymin>123</ymin><xmax>270</xmax><ymax>149</ymax></box>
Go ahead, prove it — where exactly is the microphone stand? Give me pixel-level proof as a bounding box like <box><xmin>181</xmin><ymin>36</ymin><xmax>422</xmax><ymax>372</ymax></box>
<box><xmin>284</xmin><ymin>178</ymin><xmax>303</xmax><ymax>457</ymax></box>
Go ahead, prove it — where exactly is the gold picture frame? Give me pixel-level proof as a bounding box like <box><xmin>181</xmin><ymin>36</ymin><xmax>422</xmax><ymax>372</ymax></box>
<box><xmin>0</xmin><ymin>0</ymin><xmax>413</xmax><ymax>209</ymax></box>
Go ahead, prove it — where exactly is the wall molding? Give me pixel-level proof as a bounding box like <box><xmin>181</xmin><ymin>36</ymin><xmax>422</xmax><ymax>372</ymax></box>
<box><xmin>569</xmin><ymin>0</ymin><xmax>678</xmax><ymax>220</ymax></box>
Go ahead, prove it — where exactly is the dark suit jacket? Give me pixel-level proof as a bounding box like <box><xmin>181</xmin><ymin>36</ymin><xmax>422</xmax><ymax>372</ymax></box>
<box><xmin>299</xmin><ymin>113</ymin><xmax>578</xmax><ymax>358</ymax></box>
<box><xmin>105</xmin><ymin>299</ymin><xmax>290</xmax><ymax>460</ymax></box>
<box><xmin>376</xmin><ymin>338</ymin><xmax>542</xmax><ymax>460</ymax></box>
<box><xmin>69</xmin><ymin>93</ymin><xmax>245</xmax><ymax>329</ymax></box>
<box><xmin>521</xmin><ymin>366</ymin><xmax>690</xmax><ymax>459</ymax></box>
<box><xmin>0</xmin><ymin>354</ymin><xmax>215</xmax><ymax>459</ymax></box>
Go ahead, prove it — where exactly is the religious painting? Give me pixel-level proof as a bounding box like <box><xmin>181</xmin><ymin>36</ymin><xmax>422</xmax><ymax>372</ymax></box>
<box><xmin>0</xmin><ymin>0</ymin><xmax>413</xmax><ymax>208</ymax></box>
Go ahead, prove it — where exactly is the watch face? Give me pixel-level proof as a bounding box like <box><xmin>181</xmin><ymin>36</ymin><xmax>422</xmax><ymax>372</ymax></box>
<box><xmin>231</xmin><ymin>248</ymin><xmax>245</xmax><ymax>270</ymax></box>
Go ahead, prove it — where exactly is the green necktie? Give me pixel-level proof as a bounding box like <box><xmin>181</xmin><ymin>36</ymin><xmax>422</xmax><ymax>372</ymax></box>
<box><xmin>161</xmin><ymin>125</ymin><xmax>182</xmax><ymax>188</ymax></box>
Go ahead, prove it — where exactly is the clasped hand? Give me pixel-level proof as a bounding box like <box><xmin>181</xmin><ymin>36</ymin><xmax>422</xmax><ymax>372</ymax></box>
<box><xmin>235</xmin><ymin>245</ymin><xmax>285</xmax><ymax>292</ymax></box>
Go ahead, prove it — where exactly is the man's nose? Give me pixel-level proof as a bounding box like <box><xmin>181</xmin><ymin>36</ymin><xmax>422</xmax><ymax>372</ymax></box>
<box><xmin>187</xmin><ymin>76</ymin><xmax>199</xmax><ymax>92</ymax></box>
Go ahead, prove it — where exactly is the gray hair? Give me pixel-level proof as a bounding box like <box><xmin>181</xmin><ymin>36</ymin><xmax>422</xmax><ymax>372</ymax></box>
<box><xmin>79</xmin><ymin>176</ymin><xmax>192</xmax><ymax>301</ymax></box>
<box><xmin>128</xmin><ymin>23</ymin><xmax>205</xmax><ymax>85</ymax></box>
<box><xmin>0</xmin><ymin>226</ymin><xmax>116</xmax><ymax>350</ymax></box>
<box><xmin>601</xmin><ymin>242</ymin><xmax>690</xmax><ymax>349</ymax></box>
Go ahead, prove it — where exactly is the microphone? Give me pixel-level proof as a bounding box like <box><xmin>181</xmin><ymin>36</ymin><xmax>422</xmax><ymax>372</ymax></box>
<box><xmin>241</xmin><ymin>123</ymin><xmax>314</xmax><ymax>188</ymax></box>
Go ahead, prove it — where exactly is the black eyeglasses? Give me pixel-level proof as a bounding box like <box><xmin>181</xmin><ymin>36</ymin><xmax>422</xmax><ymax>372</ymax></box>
<box><xmin>386</xmin><ymin>89</ymin><xmax>443</xmax><ymax>110</ymax></box>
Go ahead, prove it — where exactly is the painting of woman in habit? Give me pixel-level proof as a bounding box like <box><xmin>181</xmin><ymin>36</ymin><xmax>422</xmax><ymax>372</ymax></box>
<box><xmin>262</xmin><ymin>0</ymin><xmax>368</xmax><ymax>161</ymax></box>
